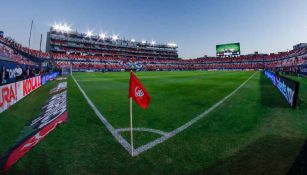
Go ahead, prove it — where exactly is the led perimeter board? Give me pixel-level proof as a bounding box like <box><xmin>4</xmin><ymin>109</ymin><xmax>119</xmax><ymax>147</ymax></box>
<box><xmin>264</xmin><ymin>70</ymin><xmax>299</xmax><ymax>108</ymax></box>
<box><xmin>216</xmin><ymin>43</ymin><xmax>240</xmax><ymax>57</ymax></box>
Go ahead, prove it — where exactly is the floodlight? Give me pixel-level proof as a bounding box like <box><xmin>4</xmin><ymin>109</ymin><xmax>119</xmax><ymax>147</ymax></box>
<box><xmin>141</xmin><ymin>40</ymin><xmax>146</xmax><ymax>44</ymax></box>
<box><xmin>167</xmin><ymin>42</ymin><xmax>177</xmax><ymax>47</ymax></box>
<box><xmin>131</xmin><ymin>38</ymin><xmax>136</xmax><ymax>42</ymax></box>
<box><xmin>52</xmin><ymin>23</ymin><xmax>60</xmax><ymax>31</ymax></box>
<box><xmin>85</xmin><ymin>30</ymin><xmax>94</xmax><ymax>38</ymax></box>
<box><xmin>99</xmin><ymin>32</ymin><xmax>107</xmax><ymax>40</ymax></box>
<box><xmin>112</xmin><ymin>34</ymin><xmax>119</xmax><ymax>41</ymax></box>
<box><xmin>151</xmin><ymin>41</ymin><xmax>156</xmax><ymax>46</ymax></box>
<box><xmin>62</xmin><ymin>23</ymin><xmax>71</xmax><ymax>33</ymax></box>
<box><xmin>52</xmin><ymin>23</ymin><xmax>71</xmax><ymax>33</ymax></box>
<box><xmin>53</xmin><ymin>23</ymin><xmax>63</xmax><ymax>32</ymax></box>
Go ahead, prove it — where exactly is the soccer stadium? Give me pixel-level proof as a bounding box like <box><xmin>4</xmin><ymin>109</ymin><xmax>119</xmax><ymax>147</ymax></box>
<box><xmin>0</xmin><ymin>1</ymin><xmax>307</xmax><ymax>174</ymax></box>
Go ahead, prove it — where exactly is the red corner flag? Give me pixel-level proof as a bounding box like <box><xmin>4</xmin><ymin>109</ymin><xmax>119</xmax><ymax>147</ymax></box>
<box><xmin>128</xmin><ymin>72</ymin><xmax>151</xmax><ymax>109</ymax></box>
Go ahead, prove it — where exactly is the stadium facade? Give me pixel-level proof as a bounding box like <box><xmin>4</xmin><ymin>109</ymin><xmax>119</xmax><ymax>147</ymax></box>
<box><xmin>46</xmin><ymin>27</ymin><xmax>178</xmax><ymax>60</ymax></box>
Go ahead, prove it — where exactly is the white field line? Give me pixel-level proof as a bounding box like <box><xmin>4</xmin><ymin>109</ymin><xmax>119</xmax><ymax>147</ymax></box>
<box><xmin>133</xmin><ymin>72</ymin><xmax>256</xmax><ymax>156</ymax></box>
<box><xmin>115</xmin><ymin>128</ymin><xmax>168</xmax><ymax>136</ymax></box>
<box><xmin>73</xmin><ymin>72</ymin><xmax>256</xmax><ymax>157</ymax></box>
<box><xmin>72</xmin><ymin>75</ymin><xmax>134</xmax><ymax>154</ymax></box>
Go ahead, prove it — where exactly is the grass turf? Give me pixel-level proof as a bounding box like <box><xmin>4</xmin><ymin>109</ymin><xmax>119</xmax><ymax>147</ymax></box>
<box><xmin>0</xmin><ymin>71</ymin><xmax>306</xmax><ymax>175</ymax></box>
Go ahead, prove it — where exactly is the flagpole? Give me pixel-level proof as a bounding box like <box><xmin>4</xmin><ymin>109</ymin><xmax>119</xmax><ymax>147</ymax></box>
<box><xmin>130</xmin><ymin>97</ymin><xmax>134</xmax><ymax>156</ymax></box>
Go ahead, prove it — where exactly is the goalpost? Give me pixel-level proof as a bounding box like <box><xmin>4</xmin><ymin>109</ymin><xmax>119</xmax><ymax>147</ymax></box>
<box><xmin>61</xmin><ymin>64</ymin><xmax>73</xmax><ymax>76</ymax></box>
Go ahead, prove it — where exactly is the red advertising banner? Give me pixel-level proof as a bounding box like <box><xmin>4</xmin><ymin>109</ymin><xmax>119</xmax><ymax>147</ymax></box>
<box><xmin>22</xmin><ymin>76</ymin><xmax>41</xmax><ymax>97</ymax></box>
<box><xmin>0</xmin><ymin>82</ymin><xmax>18</xmax><ymax>111</ymax></box>
<box><xmin>0</xmin><ymin>76</ymin><xmax>41</xmax><ymax>113</ymax></box>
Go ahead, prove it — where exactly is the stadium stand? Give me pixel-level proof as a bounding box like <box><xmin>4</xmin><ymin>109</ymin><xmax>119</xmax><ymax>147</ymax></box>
<box><xmin>0</xmin><ymin>31</ymin><xmax>307</xmax><ymax>77</ymax></box>
<box><xmin>0</xmin><ymin>36</ymin><xmax>50</xmax><ymax>86</ymax></box>
<box><xmin>0</xmin><ymin>37</ymin><xmax>50</xmax><ymax>60</ymax></box>
<box><xmin>0</xmin><ymin>43</ymin><xmax>37</xmax><ymax>66</ymax></box>
<box><xmin>46</xmin><ymin>27</ymin><xmax>179</xmax><ymax>60</ymax></box>
<box><xmin>51</xmin><ymin>48</ymin><xmax>307</xmax><ymax>73</ymax></box>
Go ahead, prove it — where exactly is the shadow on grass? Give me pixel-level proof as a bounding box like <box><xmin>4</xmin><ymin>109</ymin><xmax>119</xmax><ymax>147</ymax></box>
<box><xmin>194</xmin><ymin>135</ymin><xmax>303</xmax><ymax>175</ymax></box>
<box><xmin>297</xmin><ymin>99</ymin><xmax>307</xmax><ymax>110</ymax></box>
<box><xmin>288</xmin><ymin>140</ymin><xmax>307</xmax><ymax>175</ymax></box>
<box><xmin>259</xmin><ymin>72</ymin><xmax>289</xmax><ymax>108</ymax></box>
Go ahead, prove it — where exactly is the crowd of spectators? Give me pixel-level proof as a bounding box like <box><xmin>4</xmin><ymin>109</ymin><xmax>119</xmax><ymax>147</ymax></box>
<box><xmin>0</xmin><ymin>64</ymin><xmax>46</xmax><ymax>85</ymax></box>
<box><xmin>51</xmin><ymin>48</ymin><xmax>307</xmax><ymax>73</ymax></box>
<box><xmin>55</xmin><ymin>61</ymin><xmax>128</xmax><ymax>70</ymax></box>
<box><xmin>0</xmin><ymin>36</ymin><xmax>50</xmax><ymax>59</ymax></box>
<box><xmin>0</xmin><ymin>43</ymin><xmax>37</xmax><ymax>65</ymax></box>
<box><xmin>0</xmin><ymin>34</ymin><xmax>306</xmax><ymax>75</ymax></box>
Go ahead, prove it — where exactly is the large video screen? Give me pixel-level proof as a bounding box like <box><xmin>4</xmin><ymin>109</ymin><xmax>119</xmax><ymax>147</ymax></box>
<box><xmin>216</xmin><ymin>43</ymin><xmax>240</xmax><ymax>57</ymax></box>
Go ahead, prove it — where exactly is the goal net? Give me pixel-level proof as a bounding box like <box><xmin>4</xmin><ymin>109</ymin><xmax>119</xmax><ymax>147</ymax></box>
<box><xmin>61</xmin><ymin>65</ymin><xmax>72</xmax><ymax>76</ymax></box>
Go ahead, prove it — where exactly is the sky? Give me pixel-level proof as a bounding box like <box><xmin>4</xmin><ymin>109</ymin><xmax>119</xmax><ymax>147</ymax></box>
<box><xmin>0</xmin><ymin>0</ymin><xmax>307</xmax><ymax>58</ymax></box>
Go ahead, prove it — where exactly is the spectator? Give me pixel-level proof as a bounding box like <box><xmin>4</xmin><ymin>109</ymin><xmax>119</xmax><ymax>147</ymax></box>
<box><xmin>35</xmin><ymin>68</ymin><xmax>40</xmax><ymax>76</ymax></box>
<box><xmin>31</xmin><ymin>68</ymin><xmax>36</xmax><ymax>77</ymax></box>
<box><xmin>25</xmin><ymin>66</ymin><xmax>30</xmax><ymax>79</ymax></box>
<box><xmin>1</xmin><ymin>65</ymin><xmax>9</xmax><ymax>85</ymax></box>
<box><xmin>14</xmin><ymin>65</ymin><xmax>23</xmax><ymax>80</ymax></box>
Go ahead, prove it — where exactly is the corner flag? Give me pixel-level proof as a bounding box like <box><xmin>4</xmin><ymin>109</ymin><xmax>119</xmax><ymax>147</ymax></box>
<box><xmin>128</xmin><ymin>71</ymin><xmax>151</xmax><ymax>156</ymax></box>
<box><xmin>128</xmin><ymin>72</ymin><xmax>151</xmax><ymax>109</ymax></box>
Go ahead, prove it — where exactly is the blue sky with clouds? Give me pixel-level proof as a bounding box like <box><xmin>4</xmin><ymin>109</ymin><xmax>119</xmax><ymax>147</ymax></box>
<box><xmin>1</xmin><ymin>0</ymin><xmax>307</xmax><ymax>58</ymax></box>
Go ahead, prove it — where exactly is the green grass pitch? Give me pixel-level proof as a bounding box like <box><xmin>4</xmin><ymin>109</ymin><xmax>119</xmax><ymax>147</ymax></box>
<box><xmin>0</xmin><ymin>71</ymin><xmax>306</xmax><ymax>174</ymax></box>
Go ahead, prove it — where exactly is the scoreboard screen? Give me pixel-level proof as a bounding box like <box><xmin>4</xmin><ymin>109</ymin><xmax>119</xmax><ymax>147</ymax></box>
<box><xmin>216</xmin><ymin>43</ymin><xmax>240</xmax><ymax>57</ymax></box>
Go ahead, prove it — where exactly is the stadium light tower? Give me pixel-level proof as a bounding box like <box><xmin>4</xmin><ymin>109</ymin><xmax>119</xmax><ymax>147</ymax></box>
<box><xmin>99</xmin><ymin>32</ymin><xmax>107</xmax><ymax>40</ymax></box>
<box><xmin>85</xmin><ymin>30</ymin><xmax>94</xmax><ymax>38</ymax></box>
<box><xmin>151</xmin><ymin>40</ymin><xmax>156</xmax><ymax>46</ymax></box>
<box><xmin>131</xmin><ymin>38</ymin><xmax>136</xmax><ymax>42</ymax></box>
<box><xmin>112</xmin><ymin>34</ymin><xmax>119</xmax><ymax>41</ymax></box>
<box><xmin>141</xmin><ymin>40</ymin><xmax>146</xmax><ymax>44</ymax></box>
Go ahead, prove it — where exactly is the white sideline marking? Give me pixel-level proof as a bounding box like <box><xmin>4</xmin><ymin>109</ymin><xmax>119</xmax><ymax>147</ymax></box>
<box><xmin>115</xmin><ymin>128</ymin><xmax>168</xmax><ymax>136</ymax></box>
<box><xmin>72</xmin><ymin>75</ymin><xmax>134</xmax><ymax>154</ymax></box>
<box><xmin>72</xmin><ymin>72</ymin><xmax>256</xmax><ymax>157</ymax></box>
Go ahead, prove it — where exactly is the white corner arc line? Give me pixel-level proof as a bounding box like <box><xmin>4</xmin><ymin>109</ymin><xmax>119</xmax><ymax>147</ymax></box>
<box><xmin>72</xmin><ymin>71</ymin><xmax>256</xmax><ymax>157</ymax></box>
<box><xmin>72</xmin><ymin>75</ymin><xmax>134</xmax><ymax>154</ymax></box>
<box><xmin>133</xmin><ymin>72</ymin><xmax>257</xmax><ymax>156</ymax></box>
<box><xmin>115</xmin><ymin>128</ymin><xmax>168</xmax><ymax>136</ymax></box>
